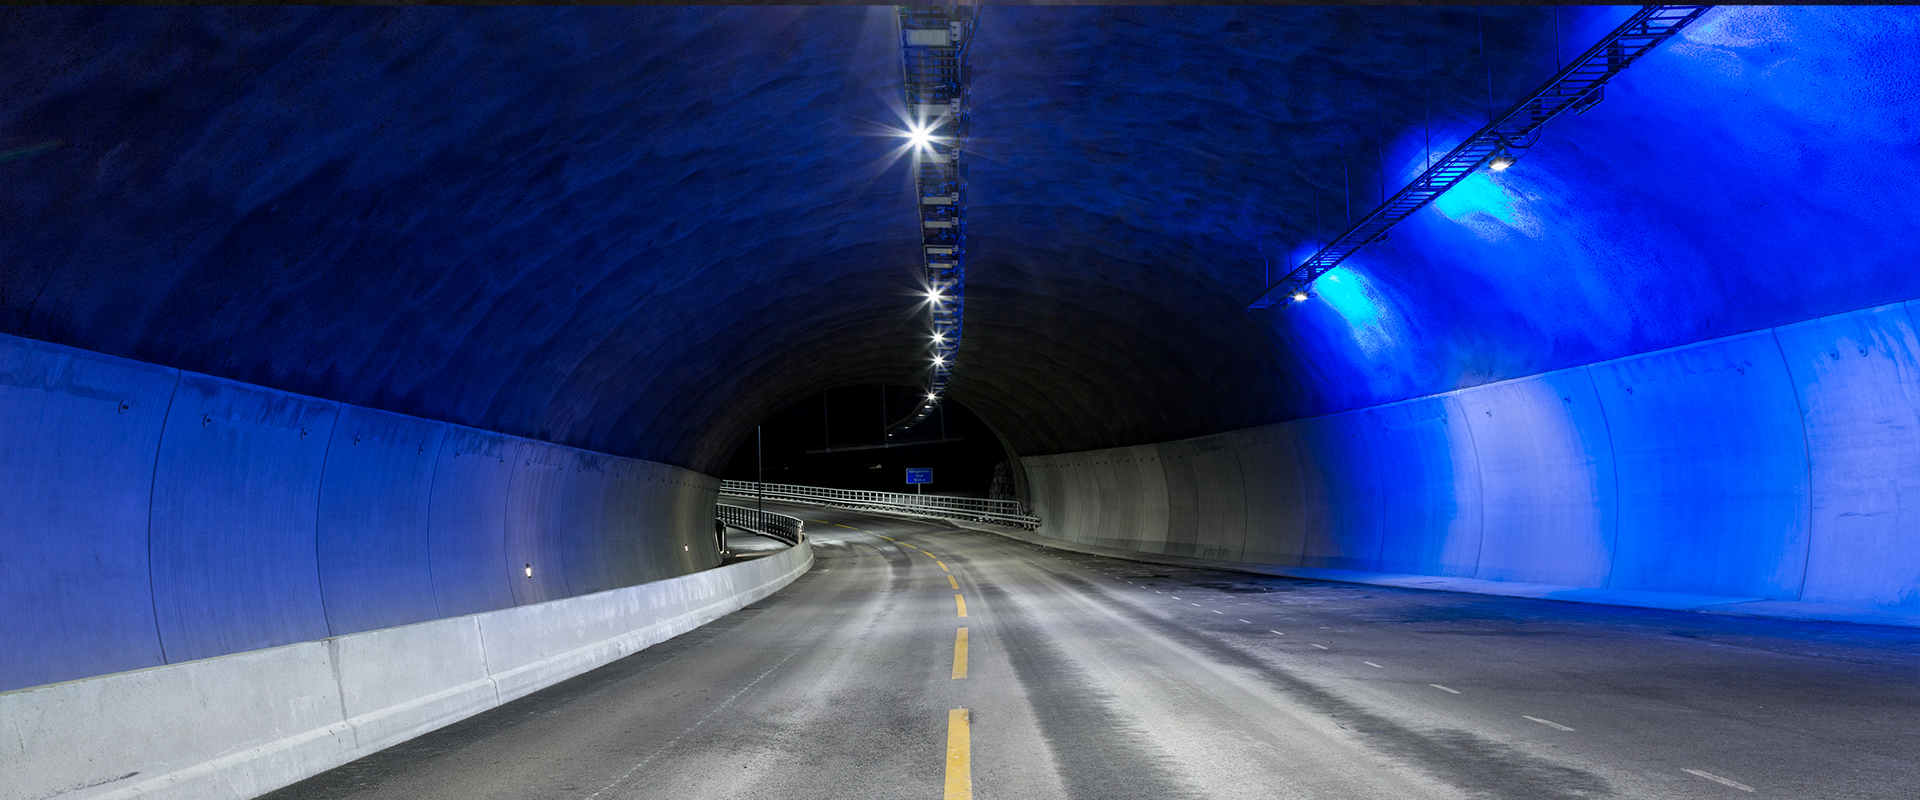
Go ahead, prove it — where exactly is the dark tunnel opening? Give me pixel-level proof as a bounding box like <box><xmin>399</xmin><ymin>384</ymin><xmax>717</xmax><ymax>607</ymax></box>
<box><xmin>720</xmin><ymin>385</ymin><xmax>1012</xmax><ymax>499</ymax></box>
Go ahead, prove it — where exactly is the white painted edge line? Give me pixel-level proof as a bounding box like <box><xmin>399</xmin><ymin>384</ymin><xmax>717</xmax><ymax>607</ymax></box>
<box><xmin>1363</xmin><ymin>662</ymin><xmax>1383</xmax><ymax>668</ymax></box>
<box><xmin>1683</xmin><ymin>769</ymin><xmax>1756</xmax><ymax>792</ymax></box>
<box><xmin>1523</xmin><ymin>715</ymin><xmax>1573</xmax><ymax>731</ymax></box>
<box><xmin>1430</xmin><ymin>684</ymin><xmax>1461</xmax><ymax>694</ymax></box>
<box><xmin>1311</xmin><ymin>644</ymin><xmax>1329</xmax><ymax>650</ymax></box>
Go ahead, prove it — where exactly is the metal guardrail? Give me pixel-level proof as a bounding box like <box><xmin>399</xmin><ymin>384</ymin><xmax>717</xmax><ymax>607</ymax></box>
<box><xmin>716</xmin><ymin>504</ymin><xmax>806</xmax><ymax>546</ymax></box>
<box><xmin>720</xmin><ymin>480</ymin><xmax>1040</xmax><ymax>529</ymax></box>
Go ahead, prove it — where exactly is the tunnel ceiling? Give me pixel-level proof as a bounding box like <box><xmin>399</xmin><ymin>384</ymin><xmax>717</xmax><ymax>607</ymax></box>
<box><xmin>4</xmin><ymin>6</ymin><xmax>1917</xmax><ymax>472</ymax></box>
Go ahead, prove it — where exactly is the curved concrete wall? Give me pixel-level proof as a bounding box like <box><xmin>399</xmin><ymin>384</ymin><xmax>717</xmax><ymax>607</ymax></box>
<box><xmin>3</xmin><ymin>539</ymin><xmax>811</xmax><ymax>800</ymax></box>
<box><xmin>0</xmin><ymin>333</ymin><xmax>721</xmax><ymax>694</ymax></box>
<box><xmin>1025</xmin><ymin>299</ymin><xmax>1920</xmax><ymax>610</ymax></box>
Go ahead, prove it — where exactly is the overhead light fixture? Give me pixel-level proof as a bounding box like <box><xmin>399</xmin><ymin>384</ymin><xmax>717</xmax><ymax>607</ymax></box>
<box><xmin>1291</xmin><ymin>289</ymin><xmax>1310</xmax><ymax>303</ymax></box>
<box><xmin>1489</xmin><ymin>144</ymin><xmax>1517</xmax><ymax>172</ymax></box>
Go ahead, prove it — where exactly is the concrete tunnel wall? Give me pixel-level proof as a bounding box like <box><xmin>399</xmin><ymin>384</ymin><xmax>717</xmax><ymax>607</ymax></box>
<box><xmin>6</xmin><ymin>5</ymin><xmax>1920</xmax><ymax>689</ymax></box>
<box><xmin>1024</xmin><ymin>298</ymin><xmax>1920</xmax><ymax>610</ymax></box>
<box><xmin>0</xmin><ymin>331</ymin><xmax>721</xmax><ymax>694</ymax></box>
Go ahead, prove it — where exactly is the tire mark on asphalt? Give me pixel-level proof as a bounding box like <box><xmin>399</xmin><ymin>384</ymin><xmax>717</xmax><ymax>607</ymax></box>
<box><xmin>1029</xmin><ymin>560</ymin><xmax>1616</xmax><ymax>800</ymax></box>
<box><xmin>974</xmin><ymin>581</ymin><xmax>1202</xmax><ymax>800</ymax></box>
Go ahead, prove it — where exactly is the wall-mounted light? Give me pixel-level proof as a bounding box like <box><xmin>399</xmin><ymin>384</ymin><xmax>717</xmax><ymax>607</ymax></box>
<box><xmin>1489</xmin><ymin>144</ymin><xmax>1517</xmax><ymax>172</ymax></box>
<box><xmin>524</xmin><ymin>563</ymin><xmax>533</xmax><ymax>578</ymax></box>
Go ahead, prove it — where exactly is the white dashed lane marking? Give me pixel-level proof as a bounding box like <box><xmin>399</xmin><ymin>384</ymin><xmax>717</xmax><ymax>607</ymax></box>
<box><xmin>1524</xmin><ymin>716</ymin><xmax>1574</xmax><ymax>732</ymax></box>
<box><xmin>1683</xmin><ymin>769</ymin><xmax>1755</xmax><ymax>792</ymax></box>
<box><xmin>1430</xmin><ymin>684</ymin><xmax>1461</xmax><ymax>694</ymax></box>
<box><xmin>1363</xmin><ymin>662</ymin><xmax>1383</xmax><ymax>668</ymax></box>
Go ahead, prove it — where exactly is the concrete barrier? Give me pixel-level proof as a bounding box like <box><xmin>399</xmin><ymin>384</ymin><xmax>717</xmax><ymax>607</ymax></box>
<box><xmin>2</xmin><ymin>540</ymin><xmax>811</xmax><ymax>800</ymax></box>
<box><xmin>1023</xmin><ymin>297</ymin><xmax>1920</xmax><ymax>618</ymax></box>
<box><xmin>0</xmin><ymin>332</ymin><xmax>724</xmax><ymax>694</ymax></box>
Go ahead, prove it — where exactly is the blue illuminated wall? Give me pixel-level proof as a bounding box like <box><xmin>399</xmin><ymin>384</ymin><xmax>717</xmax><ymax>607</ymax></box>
<box><xmin>1247</xmin><ymin>6</ymin><xmax>1920</xmax><ymax>416</ymax></box>
<box><xmin>1026</xmin><ymin>298</ymin><xmax>1920</xmax><ymax>609</ymax></box>
<box><xmin>0</xmin><ymin>333</ymin><xmax>719</xmax><ymax>693</ymax></box>
<box><xmin>1016</xmin><ymin>7</ymin><xmax>1920</xmax><ymax>611</ymax></box>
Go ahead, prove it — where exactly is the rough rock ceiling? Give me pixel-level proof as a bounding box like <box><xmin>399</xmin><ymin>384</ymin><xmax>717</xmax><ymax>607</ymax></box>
<box><xmin>4</xmin><ymin>6</ymin><xmax>1916</xmax><ymax>471</ymax></box>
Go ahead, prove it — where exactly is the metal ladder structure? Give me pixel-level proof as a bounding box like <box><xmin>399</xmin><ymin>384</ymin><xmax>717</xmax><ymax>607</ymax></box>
<box><xmin>893</xmin><ymin>4</ymin><xmax>975</xmax><ymax>433</ymax></box>
<box><xmin>1248</xmin><ymin>5</ymin><xmax>1714</xmax><ymax>310</ymax></box>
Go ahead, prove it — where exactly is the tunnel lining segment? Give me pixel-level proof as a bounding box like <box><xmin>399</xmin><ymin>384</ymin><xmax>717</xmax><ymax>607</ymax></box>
<box><xmin>1021</xmin><ymin>297</ymin><xmax>1920</xmax><ymax>618</ymax></box>
<box><xmin>2</xmin><ymin>536</ymin><xmax>813</xmax><ymax>800</ymax></box>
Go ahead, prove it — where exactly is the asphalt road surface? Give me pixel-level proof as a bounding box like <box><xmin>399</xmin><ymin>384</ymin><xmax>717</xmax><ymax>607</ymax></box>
<box><xmin>262</xmin><ymin>505</ymin><xmax>1920</xmax><ymax>799</ymax></box>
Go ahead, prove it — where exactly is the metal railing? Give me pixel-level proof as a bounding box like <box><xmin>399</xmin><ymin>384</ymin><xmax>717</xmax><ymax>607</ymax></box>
<box><xmin>720</xmin><ymin>480</ymin><xmax>1040</xmax><ymax>529</ymax></box>
<box><xmin>716</xmin><ymin>504</ymin><xmax>806</xmax><ymax>546</ymax></box>
<box><xmin>1249</xmin><ymin>5</ymin><xmax>1714</xmax><ymax>309</ymax></box>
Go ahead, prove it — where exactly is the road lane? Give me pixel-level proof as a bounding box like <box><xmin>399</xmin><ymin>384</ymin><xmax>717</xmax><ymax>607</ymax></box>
<box><xmin>263</xmin><ymin>505</ymin><xmax>1920</xmax><ymax>800</ymax></box>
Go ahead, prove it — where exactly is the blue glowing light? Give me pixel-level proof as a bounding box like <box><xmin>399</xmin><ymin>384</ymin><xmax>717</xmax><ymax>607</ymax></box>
<box><xmin>1431</xmin><ymin>172</ymin><xmax>1518</xmax><ymax>226</ymax></box>
<box><xmin>1315</xmin><ymin>268</ymin><xmax>1379</xmax><ymax>326</ymax></box>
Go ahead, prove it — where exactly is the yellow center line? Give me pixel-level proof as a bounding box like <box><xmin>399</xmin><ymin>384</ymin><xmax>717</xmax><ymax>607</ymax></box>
<box><xmin>951</xmin><ymin>627</ymin><xmax>968</xmax><ymax>679</ymax></box>
<box><xmin>875</xmin><ymin>533</ymin><xmax>894</xmax><ymax>539</ymax></box>
<box><xmin>947</xmin><ymin>574</ymin><xmax>959</xmax><ymax>589</ymax></box>
<box><xmin>936</xmin><ymin>560</ymin><xmax>949</xmax><ymax>572</ymax></box>
<box><xmin>945</xmin><ymin>709</ymin><xmax>972</xmax><ymax>799</ymax></box>
<box><xmin>955</xmin><ymin>594</ymin><xmax>967</xmax><ymax>618</ymax></box>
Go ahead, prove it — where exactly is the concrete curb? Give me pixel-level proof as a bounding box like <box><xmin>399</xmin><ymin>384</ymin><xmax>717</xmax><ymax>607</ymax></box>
<box><xmin>5</xmin><ymin>542</ymin><xmax>812</xmax><ymax>800</ymax></box>
<box><xmin>954</xmin><ymin>522</ymin><xmax>1920</xmax><ymax>630</ymax></box>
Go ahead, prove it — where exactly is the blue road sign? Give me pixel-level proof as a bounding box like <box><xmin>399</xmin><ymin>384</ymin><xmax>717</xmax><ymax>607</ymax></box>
<box><xmin>905</xmin><ymin>468</ymin><xmax>933</xmax><ymax>485</ymax></box>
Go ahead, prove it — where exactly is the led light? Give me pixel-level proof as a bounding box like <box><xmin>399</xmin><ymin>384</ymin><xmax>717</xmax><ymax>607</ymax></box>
<box><xmin>927</xmin><ymin>393</ymin><xmax>938</xmax><ymax>400</ymax></box>
<box><xmin>1291</xmin><ymin>290</ymin><xmax>1309</xmax><ymax>303</ymax></box>
<box><xmin>1489</xmin><ymin>145</ymin><xmax>1517</xmax><ymax>172</ymax></box>
<box><xmin>906</xmin><ymin>124</ymin><xmax>933</xmax><ymax>149</ymax></box>
<box><xmin>524</xmin><ymin>564</ymin><xmax>533</xmax><ymax>578</ymax></box>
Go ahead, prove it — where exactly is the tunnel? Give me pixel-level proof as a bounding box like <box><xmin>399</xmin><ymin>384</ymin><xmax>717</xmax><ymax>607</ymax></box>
<box><xmin>5</xmin><ymin>5</ymin><xmax>1920</xmax><ymax>799</ymax></box>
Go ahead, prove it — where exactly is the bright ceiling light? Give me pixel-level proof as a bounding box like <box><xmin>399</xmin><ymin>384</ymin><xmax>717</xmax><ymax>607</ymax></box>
<box><xmin>906</xmin><ymin>124</ymin><xmax>933</xmax><ymax>149</ymax></box>
<box><xmin>1489</xmin><ymin>145</ymin><xmax>1517</xmax><ymax>172</ymax></box>
<box><xmin>1291</xmin><ymin>290</ymin><xmax>1309</xmax><ymax>303</ymax></box>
